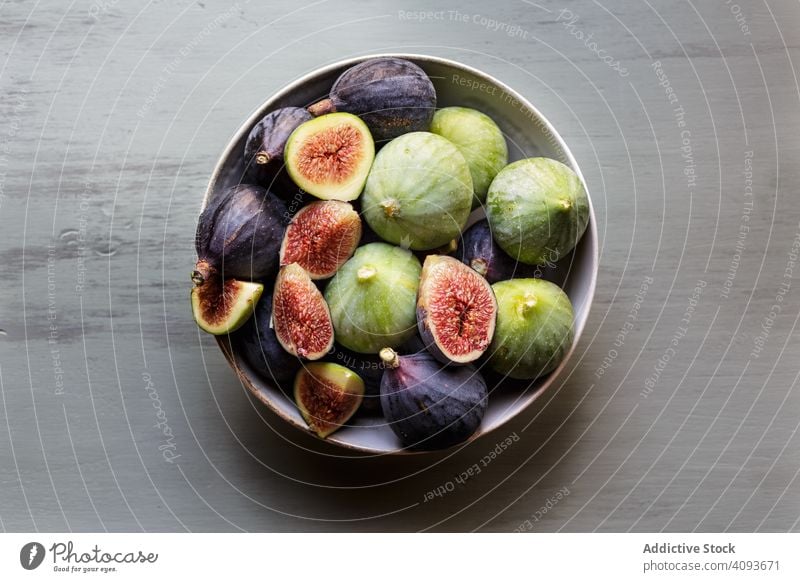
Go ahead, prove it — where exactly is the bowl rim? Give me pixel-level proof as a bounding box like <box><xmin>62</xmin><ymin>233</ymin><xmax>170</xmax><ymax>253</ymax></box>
<box><xmin>203</xmin><ymin>53</ymin><xmax>598</xmax><ymax>455</ymax></box>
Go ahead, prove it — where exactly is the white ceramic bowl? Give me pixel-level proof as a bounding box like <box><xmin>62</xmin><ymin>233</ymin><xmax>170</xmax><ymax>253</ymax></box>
<box><xmin>204</xmin><ymin>54</ymin><xmax>597</xmax><ymax>454</ymax></box>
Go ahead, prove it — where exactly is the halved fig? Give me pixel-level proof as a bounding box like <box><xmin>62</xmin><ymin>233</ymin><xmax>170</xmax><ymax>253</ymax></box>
<box><xmin>272</xmin><ymin>263</ymin><xmax>334</xmax><ymax>359</ymax></box>
<box><xmin>279</xmin><ymin>200</ymin><xmax>362</xmax><ymax>279</ymax></box>
<box><xmin>191</xmin><ymin>277</ymin><xmax>263</xmax><ymax>335</ymax></box>
<box><xmin>244</xmin><ymin>107</ymin><xmax>313</xmax><ymax>167</ymax></box>
<box><xmin>294</xmin><ymin>362</ymin><xmax>364</xmax><ymax>438</ymax></box>
<box><xmin>417</xmin><ymin>255</ymin><xmax>497</xmax><ymax>365</ymax></box>
<box><xmin>284</xmin><ymin>113</ymin><xmax>374</xmax><ymax>201</ymax></box>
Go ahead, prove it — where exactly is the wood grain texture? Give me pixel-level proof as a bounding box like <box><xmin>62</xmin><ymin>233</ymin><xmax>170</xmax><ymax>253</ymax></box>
<box><xmin>0</xmin><ymin>0</ymin><xmax>798</xmax><ymax>532</ymax></box>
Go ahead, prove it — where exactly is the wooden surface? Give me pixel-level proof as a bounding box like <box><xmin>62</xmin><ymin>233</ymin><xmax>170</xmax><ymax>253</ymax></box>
<box><xmin>0</xmin><ymin>0</ymin><xmax>798</xmax><ymax>532</ymax></box>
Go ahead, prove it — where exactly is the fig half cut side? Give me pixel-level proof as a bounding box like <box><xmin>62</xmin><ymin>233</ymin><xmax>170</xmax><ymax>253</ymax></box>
<box><xmin>284</xmin><ymin>112</ymin><xmax>374</xmax><ymax>202</ymax></box>
<box><xmin>279</xmin><ymin>200</ymin><xmax>362</xmax><ymax>279</ymax></box>
<box><xmin>417</xmin><ymin>255</ymin><xmax>497</xmax><ymax>365</ymax></box>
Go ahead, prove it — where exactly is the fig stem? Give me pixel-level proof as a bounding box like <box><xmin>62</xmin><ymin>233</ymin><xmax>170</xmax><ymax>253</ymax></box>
<box><xmin>307</xmin><ymin>98</ymin><xmax>336</xmax><ymax>117</ymax></box>
<box><xmin>192</xmin><ymin>260</ymin><xmax>215</xmax><ymax>286</ymax></box>
<box><xmin>520</xmin><ymin>295</ymin><xmax>538</xmax><ymax>317</ymax></box>
<box><xmin>379</xmin><ymin>348</ymin><xmax>400</xmax><ymax>368</ymax></box>
<box><xmin>380</xmin><ymin>199</ymin><xmax>400</xmax><ymax>218</ymax></box>
<box><xmin>471</xmin><ymin>258</ymin><xmax>489</xmax><ymax>277</ymax></box>
<box><xmin>559</xmin><ymin>198</ymin><xmax>572</xmax><ymax>210</ymax></box>
<box><xmin>255</xmin><ymin>151</ymin><xmax>271</xmax><ymax>165</ymax></box>
<box><xmin>357</xmin><ymin>266</ymin><xmax>377</xmax><ymax>282</ymax></box>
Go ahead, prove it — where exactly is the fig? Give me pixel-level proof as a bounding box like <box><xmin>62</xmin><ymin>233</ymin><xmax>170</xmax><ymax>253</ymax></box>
<box><xmin>193</xmin><ymin>184</ymin><xmax>287</xmax><ymax>285</ymax></box>
<box><xmin>379</xmin><ymin>348</ymin><xmax>488</xmax><ymax>450</ymax></box>
<box><xmin>284</xmin><ymin>112</ymin><xmax>375</xmax><ymax>201</ymax></box>
<box><xmin>244</xmin><ymin>107</ymin><xmax>313</xmax><ymax>167</ymax></box>
<box><xmin>191</xmin><ymin>277</ymin><xmax>263</xmax><ymax>335</ymax></box>
<box><xmin>487</xmin><ymin>158</ymin><xmax>589</xmax><ymax>265</ymax></box>
<box><xmin>417</xmin><ymin>255</ymin><xmax>497</xmax><ymax>365</ymax></box>
<box><xmin>272</xmin><ymin>263</ymin><xmax>334</xmax><ymax>360</ymax></box>
<box><xmin>294</xmin><ymin>362</ymin><xmax>364</xmax><ymax>438</ymax></box>
<box><xmin>307</xmin><ymin>57</ymin><xmax>436</xmax><ymax>141</ymax></box>
<box><xmin>361</xmin><ymin>132</ymin><xmax>473</xmax><ymax>250</ymax></box>
<box><xmin>488</xmin><ymin>279</ymin><xmax>575</xmax><ymax>380</ymax></box>
<box><xmin>279</xmin><ymin>200</ymin><xmax>361</xmax><ymax>279</ymax></box>
<box><xmin>430</xmin><ymin>107</ymin><xmax>508</xmax><ymax>208</ymax></box>
<box><xmin>234</xmin><ymin>293</ymin><xmax>301</xmax><ymax>385</ymax></box>
<box><xmin>456</xmin><ymin>219</ymin><xmax>562</xmax><ymax>284</ymax></box>
<box><xmin>324</xmin><ymin>242</ymin><xmax>421</xmax><ymax>353</ymax></box>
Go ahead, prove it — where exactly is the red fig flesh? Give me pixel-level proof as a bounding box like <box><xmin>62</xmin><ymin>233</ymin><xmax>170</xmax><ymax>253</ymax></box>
<box><xmin>279</xmin><ymin>200</ymin><xmax>361</xmax><ymax>279</ymax></box>
<box><xmin>272</xmin><ymin>263</ymin><xmax>334</xmax><ymax>360</ymax></box>
<box><xmin>417</xmin><ymin>255</ymin><xmax>497</xmax><ymax>364</ymax></box>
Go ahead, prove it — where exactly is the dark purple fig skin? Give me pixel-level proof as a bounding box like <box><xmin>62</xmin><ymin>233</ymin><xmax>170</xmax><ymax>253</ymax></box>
<box><xmin>380</xmin><ymin>350</ymin><xmax>488</xmax><ymax>450</ymax></box>
<box><xmin>244</xmin><ymin>107</ymin><xmax>312</xmax><ymax>167</ymax></box>
<box><xmin>309</xmin><ymin>58</ymin><xmax>436</xmax><ymax>141</ymax></box>
<box><xmin>233</xmin><ymin>293</ymin><xmax>301</xmax><ymax>386</ymax></box>
<box><xmin>457</xmin><ymin>220</ymin><xmax>564</xmax><ymax>284</ymax></box>
<box><xmin>242</xmin><ymin>157</ymin><xmax>299</xmax><ymax>198</ymax></box>
<box><xmin>194</xmin><ymin>184</ymin><xmax>287</xmax><ymax>283</ymax></box>
<box><xmin>398</xmin><ymin>333</ymin><xmax>428</xmax><ymax>355</ymax></box>
<box><xmin>457</xmin><ymin>220</ymin><xmax>532</xmax><ymax>283</ymax></box>
<box><xmin>242</xmin><ymin>110</ymin><xmax>311</xmax><ymax>198</ymax></box>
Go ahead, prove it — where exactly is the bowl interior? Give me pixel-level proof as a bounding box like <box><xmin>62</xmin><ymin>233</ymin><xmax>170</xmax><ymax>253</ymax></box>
<box><xmin>205</xmin><ymin>55</ymin><xmax>597</xmax><ymax>454</ymax></box>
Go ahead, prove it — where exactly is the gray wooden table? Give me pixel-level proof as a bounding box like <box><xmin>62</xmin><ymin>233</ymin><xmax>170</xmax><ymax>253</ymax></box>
<box><xmin>1</xmin><ymin>0</ymin><xmax>798</xmax><ymax>532</ymax></box>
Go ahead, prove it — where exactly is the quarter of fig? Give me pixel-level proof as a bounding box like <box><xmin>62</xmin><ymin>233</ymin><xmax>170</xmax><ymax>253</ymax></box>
<box><xmin>430</xmin><ymin>107</ymin><xmax>508</xmax><ymax>208</ymax></box>
<box><xmin>193</xmin><ymin>184</ymin><xmax>287</xmax><ymax>285</ymax></box>
<box><xmin>279</xmin><ymin>200</ymin><xmax>361</xmax><ymax>279</ymax></box>
<box><xmin>308</xmin><ymin>57</ymin><xmax>436</xmax><ymax>141</ymax></box>
<box><xmin>191</xmin><ymin>277</ymin><xmax>263</xmax><ymax>335</ymax></box>
<box><xmin>272</xmin><ymin>263</ymin><xmax>334</xmax><ymax>360</ymax></box>
<box><xmin>361</xmin><ymin>132</ymin><xmax>473</xmax><ymax>250</ymax></box>
<box><xmin>379</xmin><ymin>348</ymin><xmax>488</xmax><ymax>450</ymax></box>
<box><xmin>284</xmin><ymin>112</ymin><xmax>375</xmax><ymax>201</ymax></box>
<box><xmin>417</xmin><ymin>255</ymin><xmax>497</xmax><ymax>365</ymax></box>
<box><xmin>233</xmin><ymin>293</ymin><xmax>301</xmax><ymax>385</ymax></box>
<box><xmin>488</xmin><ymin>279</ymin><xmax>575</xmax><ymax>379</ymax></box>
<box><xmin>294</xmin><ymin>362</ymin><xmax>364</xmax><ymax>438</ymax></box>
<box><xmin>324</xmin><ymin>243</ymin><xmax>421</xmax><ymax>353</ymax></box>
<box><xmin>487</xmin><ymin>158</ymin><xmax>589</xmax><ymax>265</ymax></box>
<box><xmin>244</xmin><ymin>107</ymin><xmax>313</xmax><ymax>167</ymax></box>
<box><xmin>325</xmin><ymin>343</ymin><xmax>386</xmax><ymax>413</ymax></box>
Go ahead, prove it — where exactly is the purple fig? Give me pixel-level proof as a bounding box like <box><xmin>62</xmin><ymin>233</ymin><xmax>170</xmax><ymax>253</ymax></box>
<box><xmin>307</xmin><ymin>58</ymin><xmax>436</xmax><ymax>141</ymax></box>
<box><xmin>379</xmin><ymin>348</ymin><xmax>487</xmax><ymax>450</ymax></box>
